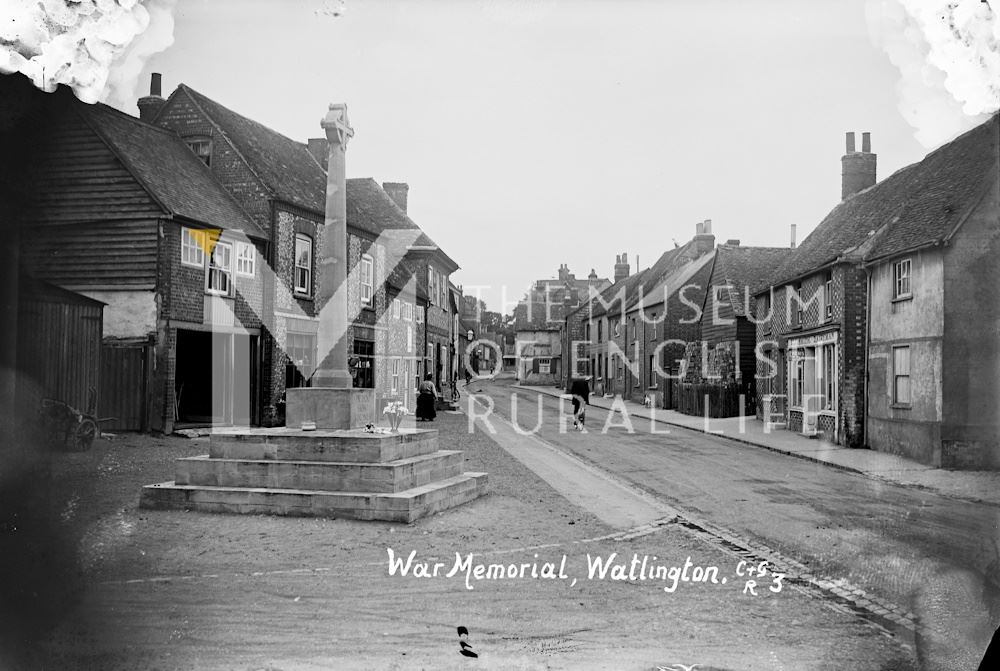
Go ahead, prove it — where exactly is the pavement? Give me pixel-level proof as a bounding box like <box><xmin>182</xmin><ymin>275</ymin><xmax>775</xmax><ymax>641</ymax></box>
<box><xmin>516</xmin><ymin>383</ymin><xmax>1000</xmax><ymax>507</ymax></box>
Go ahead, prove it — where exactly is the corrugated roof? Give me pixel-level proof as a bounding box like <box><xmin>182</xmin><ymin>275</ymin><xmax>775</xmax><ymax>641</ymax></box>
<box><xmin>179</xmin><ymin>85</ymin><xmax>328</xmax><ymax>216</ymax></box>
<box><xmin>82</xmin><ymin>103</ymin><xmax>265</xmax><ymax>238</ymax></box>
<box><xmin>768</xmin><ymin>113</ymin><xmax>999</xmax><ymax>286</ymax></box>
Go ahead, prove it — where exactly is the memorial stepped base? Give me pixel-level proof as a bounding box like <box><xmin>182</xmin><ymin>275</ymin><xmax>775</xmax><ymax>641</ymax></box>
<box><xmin>140</xmin><ymin>427</ymin><xmax>487</xmax><ymax>523</ymax></box>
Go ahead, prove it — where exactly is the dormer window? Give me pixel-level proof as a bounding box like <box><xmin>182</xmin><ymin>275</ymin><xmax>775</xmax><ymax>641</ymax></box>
<box><xmin>185</xmin><ymin>136</ymin><xmax>212</xmax><ymax>166</ymax></box>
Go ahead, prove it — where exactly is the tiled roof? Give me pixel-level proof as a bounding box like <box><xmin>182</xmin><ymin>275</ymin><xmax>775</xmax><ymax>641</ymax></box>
<box><xmin>82</xmin><ymin>103</ymin><xmax>265</xmax><ymax>238</ymax></box>
<box><xmin>711</xmin><ymin>245</ymin><xmax>792</xmax><ymax>314</ymax></box>
<box><xmin>587</xmin><ymin>268</ymin><xmax>650</xmax><ymax>318</ymax></box>
<box><xmin>179</xmin><ymin>85</ymin><xmax>328</xmax><ymax>216</ymax></box>
<box><xmin>767</xmin><ymin>113</ymin><xmax>999</xmax><ymax>287</ymax></box>
<box><xmin>346</xmin><ymin>178</ymin><xmax>432</xmax><ymax>244</ymax></box>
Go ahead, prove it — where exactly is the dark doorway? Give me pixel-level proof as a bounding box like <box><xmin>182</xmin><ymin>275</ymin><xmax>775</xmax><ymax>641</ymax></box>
<box><xmin>175</xmin><ymin>329</ymin><xmax>257</xmax><ymax>426</ymax></box>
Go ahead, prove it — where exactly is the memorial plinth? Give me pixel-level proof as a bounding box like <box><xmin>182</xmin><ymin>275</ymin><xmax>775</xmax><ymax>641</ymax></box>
<box><xmin>284</xmin><ymin>387</ymin><xmax>375</xmax><ymax>430</ymax></box>
<box><xmin>140</xmin><ymin>427</ymin><xmax>488</xmax><ymax>522</ymax></box>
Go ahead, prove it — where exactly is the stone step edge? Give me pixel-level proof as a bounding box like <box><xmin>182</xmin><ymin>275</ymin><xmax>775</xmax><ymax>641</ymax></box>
<box><xmin>178</xmin><ymin>450</ymin><xmax>464</xmax><ymax>468</ymax></box>
<box><xmin>143</xmin><ymin>472</ymin><xmax>488</xmax><ymax>500</ymax></box>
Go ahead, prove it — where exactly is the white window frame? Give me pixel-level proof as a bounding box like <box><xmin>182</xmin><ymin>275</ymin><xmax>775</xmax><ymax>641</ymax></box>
<box><xmin>294</xmin><ymin>234</ymin><xmax>312</xmax><ymax>296</ymax></box>
<box><xmin>235</xmin><ymin>241</ymin><xmax>255</xmax><ymax>277</ymax></box>
<box><xmin>824</xmin><ymin>274</ymin><xmax>833</xmax><ymax>320</ymax></box>
<box><xmin>206</xmin><ymin>240</ymin><xmax>233</xmax><ymax>296</ymax></box>
<box><xmin>427</xmin><ymin>267</ymin><xmax>439</xmax><ymax>306</ymax></box>
<box><xmin>893</xmin><ymin>345</ymin><xmax>911</xmax><ymax>405</ymax></box>
<box><xmin>391</xmin><ymin>357</ymin><xmax>400</xmax><ymax>394</ymax></box>
<box><xmin>181</xmin><ymin>227</ymin><xmax>206</xmax><ymax>267</ymax></box>
<box><xmin>392</xmin><ymin>298</ymin><xmax>401</xmax><ymax>319</ymax></box>
<box><xmin>360</xmin><ymin>254</ymin><xmax>374</xmax><ymax>304</ymax></box>
<box><xmin>403</xmin><ymin>302</ymin><xmax>413</xmax><ymax>321</ymax></box>
<box><xmin>407</xmin><ymin>325</ymin><xmax>413</xmax><ymax>353</ymax></box>
<box><xmin>893</xmin><ymin>258</ymin><xmax>912</xmax><ymax>300</ymax></box>
<box><xmin>416</xmin><ymin>305</ymin><xmax>424</xmax><ymax>323</ymax></box>
<box><xmin>790</xmin><ymin>350</ymin><xmax>804</xmax><ymax>408</ymax></box>
<box><xmin>538</xmin><ymin>357</ymin><xmax>551</xmax><ymax>374</ymax></box>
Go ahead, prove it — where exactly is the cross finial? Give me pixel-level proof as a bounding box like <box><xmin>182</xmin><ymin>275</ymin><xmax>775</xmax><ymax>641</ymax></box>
<box><xmin>322</xmin><ymin>103</ymin><xmax>354</xmax><ymax>148</ymax></box>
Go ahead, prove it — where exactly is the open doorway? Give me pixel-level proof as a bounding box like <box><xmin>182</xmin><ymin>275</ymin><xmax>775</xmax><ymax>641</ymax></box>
<box><xmin>175</xmin><ymin>329</ymin><xmax>257</xmax><ymax>427</ymax></box>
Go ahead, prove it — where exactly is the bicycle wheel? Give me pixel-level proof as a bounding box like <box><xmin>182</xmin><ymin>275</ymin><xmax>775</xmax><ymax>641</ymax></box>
<box><xmin>73</xmin><ymin>418</ymin><xmax>98</xmax><ymax>452</ymax></box>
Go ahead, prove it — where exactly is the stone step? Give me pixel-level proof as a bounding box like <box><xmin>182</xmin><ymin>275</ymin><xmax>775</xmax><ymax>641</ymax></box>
<box><xmin>139</xmin><ymin>472</ymin><xmax>489</xmax><ymax>523</ymax></box>
<box><xmin>209</xmin><ymin>427</ymin><xmax>439</xmax><ymax>464</ymax></box>
<box><xmin>175</xmin><ymin>450</ymin><xmax>466</xmax><ymax>494</ymax></box>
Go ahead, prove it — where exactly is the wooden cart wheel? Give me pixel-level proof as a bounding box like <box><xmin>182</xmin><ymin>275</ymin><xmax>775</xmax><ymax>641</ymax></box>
<box><xmin>73</xmin><ymin>418</ymin><xmax>98</xmax><ymax>452</ymax></box>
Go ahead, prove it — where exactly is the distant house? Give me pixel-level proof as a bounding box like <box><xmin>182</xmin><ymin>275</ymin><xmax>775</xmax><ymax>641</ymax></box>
<box><xmin>568</xmin><ymin>224</ymin><xmax>715</xmax><ymax>404</ymax></box>
<box><xmin>515</xmin><ymin>264</ymin><xmax>610</xmax><ymax>386</ymax></box>
<box><xmin>861</xmin><ymin>114</ymin><xmax>999</xmax><ymax>468</ymax></box>
<box><xmin>675</xmin><ymin>242</ymin><xmax>790</xmax><ymax>417</ymax></box>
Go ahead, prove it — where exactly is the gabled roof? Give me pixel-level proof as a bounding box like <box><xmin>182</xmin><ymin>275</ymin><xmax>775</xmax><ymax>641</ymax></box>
<box><xmin>81</xmin><ymin>103</ymin><xmax>265</xmax><ymax>239</ymax></box>
<box><xmin>709</xmin><ymin>245</ymin><xmax>792</xmax><ymax>315</ymax></box>
<box><xmin>627</xmin><ymin>247</ymin><xmax>717</xmax><ymax>316</ymax></box>
<box><xmin>767</xmin><ymin>113</ymin><xmax>999</xmax><ymax>287</ymax></box>
<box><xmin>176</xmin><ymin>85</ymin><xmax>329</xmax><ymax>216</ymax></box>
<box><xmin>622</xmin><ymin>239</ymin><xmax>714</xmax><ymax>312</ymax></box>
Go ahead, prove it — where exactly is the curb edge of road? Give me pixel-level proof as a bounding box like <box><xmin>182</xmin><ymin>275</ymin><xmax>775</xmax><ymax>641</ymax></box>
<box><xmin>515</xmin><ymin>384</ymin><xmax>868</xmax><ymax>475</ymax></box>
<box><xmin>511</xmin><ymin>384</ymin><xmax>1000</xmax><ymax>511</ymax></box>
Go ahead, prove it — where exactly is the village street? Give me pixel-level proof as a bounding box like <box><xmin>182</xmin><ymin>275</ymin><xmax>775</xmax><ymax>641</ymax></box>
<box><xmin>465</xmin><ymin>378</ymin><xmax>1000</xmax><ymax>669</ymax></box>
<box><xmin>17</xmin><ymin>405</ymin><xmax>924</xmax><ymax>671</ymax></box>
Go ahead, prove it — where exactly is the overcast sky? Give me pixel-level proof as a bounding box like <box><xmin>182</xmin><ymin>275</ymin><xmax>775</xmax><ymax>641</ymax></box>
<box><xmin>134</xmin><ymin>0</ymin><xmax>942</xmax><ymax>312</ymax></box>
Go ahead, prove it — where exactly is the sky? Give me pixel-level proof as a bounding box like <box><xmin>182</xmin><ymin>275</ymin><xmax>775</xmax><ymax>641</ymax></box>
<box><xmin>91</xmin><ymin>0</ymin><xmax>992</xmax><ymax>311</ymax></box>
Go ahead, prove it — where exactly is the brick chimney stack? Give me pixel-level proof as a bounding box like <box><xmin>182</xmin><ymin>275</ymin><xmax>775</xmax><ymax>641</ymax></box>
<box><xmin>383</xmin><ymin>182</ymin><xmax>409</xmax><ymax>213</ymax></box>
<box><xmin>693</xmin><ymin>219</ymin><xmax>715</xmax><ymax>257</ymax></box>
<box><xmin>137</xmin><ymin>73</ymin><xmax>166</xmax><ymax>123</ymax></box>
<box><xmin>588</xmin><ymin>269</ymin><xmax>598</xmax><ymax>284</ymax></box>
<box><xmin>614</xmin><ymin>252</ymin><xmax>630</xmax><ymax>283</ymax></box>
<box><xmin>841</xmin><ymin>131</ymin><xmax>876</xmax><ymax>200</ymax></box>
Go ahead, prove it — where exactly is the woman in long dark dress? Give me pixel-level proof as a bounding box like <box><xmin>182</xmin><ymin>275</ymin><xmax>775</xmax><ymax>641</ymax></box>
<box><xmin>416</xmin><ymin>373</ymin><xmax>438</xmax><ymax>421</ymax></box>
<box><xmin>570</xmin><ymin>376</ymin><xmax>590</xmax><ymax>430</ymax></box>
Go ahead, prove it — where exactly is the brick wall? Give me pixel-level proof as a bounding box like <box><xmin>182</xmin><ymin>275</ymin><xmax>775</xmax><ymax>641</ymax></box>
<box><xmin>155</xmin><ymin>91</ymin><xmax>273</xmax><ymax>234</ymax></box>
<box><xmin>752</xmin><ymin>263</ymin><xmax>864</xmax><ymax>446</ymax></box>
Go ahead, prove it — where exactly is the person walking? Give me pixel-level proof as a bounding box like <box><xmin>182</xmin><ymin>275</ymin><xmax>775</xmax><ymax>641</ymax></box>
<box><xmin>416</xmin><ymin>373</ymin><xmax>438</xmax><ymax>422</ymax></box>
<box><xmin>569</xmin><ymin>375</ymin><xmax>591</xmax><ymax>431</ymax></box>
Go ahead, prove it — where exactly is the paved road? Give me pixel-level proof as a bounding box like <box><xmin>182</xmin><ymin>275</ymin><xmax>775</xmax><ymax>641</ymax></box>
<box><xmin>466</xmin><ymin>379</ymin><xmax>1000</xmax><ymax>669</ymax></box>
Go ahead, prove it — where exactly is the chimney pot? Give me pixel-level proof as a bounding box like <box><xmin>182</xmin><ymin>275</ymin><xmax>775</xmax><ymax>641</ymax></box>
<box><xmin>703</xmin><ymin>219</ymin><xmax>712</xmax><ymax>235</ymax></box>
<box><xmin>137</xmin><ymin>72</ymin><xmax>166</xmax><ymax>123</ymax></box>
<box><xmin>695</xmin><ymin>222</ymin><xmax>704</xmax><ymax>236</ymax></box>
<box><xmin>726</xmin><ymin>239</ymin><xmax>740</xmax><ymax>246</ymax></box>
<box><xmin>841</xmin><ymin>131</ymin><xmax>876</xmax><ymax>199</ymax></box>
<box><xmin>790</xmin><ymin>224</ymin><xmax>797</xmax><ymax>249</ymax></box>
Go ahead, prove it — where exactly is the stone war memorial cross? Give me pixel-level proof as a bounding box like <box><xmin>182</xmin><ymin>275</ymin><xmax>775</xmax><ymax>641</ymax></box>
<box><xmin>139</xmin><ymin>103</ymin><xmax>487</xmax><ymax>522</ymax></box>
